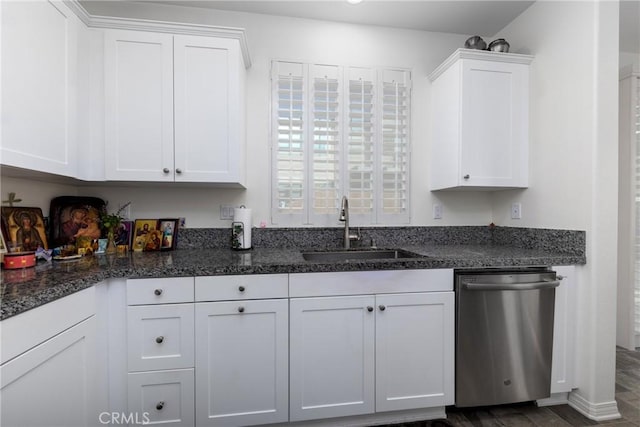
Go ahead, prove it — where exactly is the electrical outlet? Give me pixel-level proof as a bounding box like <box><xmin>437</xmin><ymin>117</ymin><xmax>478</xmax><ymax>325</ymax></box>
<box><xmin>220</xmin><ymin>205</ymin><xmax>235</xmax><ymax>220</ymax></box>
<box><xmin>511</xmin><ymin>203</ymin><xmax>522</xmax><ymax>220</ymax></box>
<box><xmin>433</xmin><ymin>204</ymin><xmax>443</xmax><ymax>220</ymax></box>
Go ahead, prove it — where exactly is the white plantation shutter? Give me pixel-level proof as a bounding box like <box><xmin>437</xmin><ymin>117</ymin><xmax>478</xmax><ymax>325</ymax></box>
<box><xmin>272</xmin><ymin>61</ymin><xmax>306</xmax><ymax>224</ymax></box>
<box><xmin>379</xmin><ymin>69</ymin><xmax>410</xmax><ymax>223</ymax></box>
<box><xmin>310</xmin><ymin>65</ymin><xmax>341</xmax><ymax>225</ymax></box>
<box><xmin>346</xmin><ymin>67</ymin><xmax>376</xmax><ymax>223</ymax></box>
<box><xmin>272</xmin><ymin>61</ymin><xmax>410</xmax><ymax>225</ymax></box>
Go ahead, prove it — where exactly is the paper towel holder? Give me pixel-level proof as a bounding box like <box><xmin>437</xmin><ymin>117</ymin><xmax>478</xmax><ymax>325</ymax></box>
<box><xmin>231</xmin><ymin>221</ymin><xmax>246</xmax><ymax>250</ymax></box>
<box><xmin>231</xmin><ymin>205</ymin><xmax>252</xmax><ymax>250</ymax></box>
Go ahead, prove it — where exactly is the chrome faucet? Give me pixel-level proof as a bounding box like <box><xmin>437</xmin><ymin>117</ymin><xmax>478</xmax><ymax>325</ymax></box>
<box><xmin>339</xmin><ymin>196</ymin><xmax>360</xmax><ymax>249</ymax></box>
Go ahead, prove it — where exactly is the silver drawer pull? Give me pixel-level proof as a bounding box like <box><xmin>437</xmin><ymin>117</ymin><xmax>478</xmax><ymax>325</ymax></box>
<box><xmin>379</xmin><ymin>305</ymin><xmax>386</xmax><ymax>311</ymax></box>
<box><xmin>238</xmin><ymin>286</ymin><xmax>245</xmax><ymax>292</ymax></box>
<box><xmin>154</xmin><ymin>289</ymin><xmax>163</xmax><ymax>296</ymax></box>
<box><xmin>163</xmin><ymin>168</ymin><xmax>170</xmax><ymax>174</ymax></box>
<box><xmin>367</xmin><ymin>306</ymin><xmax>373</xmax><ymax>312</ymax></box>
<box><xmin>155</xmin><ymin>336</ymin><xmax>164</xmax><ymax>344</ymax></box>
<box><xmin>238</xmin><ymin>306</ymin><xmax>245</xmax><ymax>313</ymax></box>
<box><xmin>156</xmin><ymin>401</ymin><xmax>164</xmax><ymax>411</ymax></box>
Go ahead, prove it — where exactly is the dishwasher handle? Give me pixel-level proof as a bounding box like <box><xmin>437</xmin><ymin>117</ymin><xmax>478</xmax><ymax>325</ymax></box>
<box><xmin>461</xmin><ymin>280</ymin><xmax>560</xmax><ymax>291</ymax></box>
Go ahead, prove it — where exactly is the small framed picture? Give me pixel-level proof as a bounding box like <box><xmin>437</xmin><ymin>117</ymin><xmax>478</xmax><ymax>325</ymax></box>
<box><xmin>143</xmin><ymin>230</ymin><xmax>163</xmax><ymax>252</ymax></box>
<box><xmin>115</xmin><ymin>220</ymin><xmax>133</xmax><ymax>249</ymax></box>
<box><xmin>132</xmin><ymin>219</ymin><xmax>158</xmax><ymax>252</ymax></box>
<box><xmin>1</xmin><ymin>207</ymin><xmax>49</xmax><ymax>251</ymax></box>
<box><xmin>158</xmin><ymin>218</ymin><xmax>179</xmax><ymax>251</ymax></box>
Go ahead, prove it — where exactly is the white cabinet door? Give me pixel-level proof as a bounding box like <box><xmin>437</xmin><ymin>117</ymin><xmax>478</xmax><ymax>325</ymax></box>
<box><xmin>375</xmin><ymin>292</ymin><xmax>455</xmax><ymax>412</ymax></box>
<box><xmin>174</xmin><ymin>36</ymin><xmax>244</xmax><ymax>184</ymax></box>
<box><xmin>104</xmin><ymin>29</ymin><xmax>174</xmax><ymax>181</ymax></box>
<box><xmin>128</xmin><ymin>369</ymin><xmax>195</xmax><ymax>427</ymax></box>
<box><xmin>458</xmin><ymin>58</ymin><xmax>529</xmax><ymax>188</ymax></box>
<box><xmin>127</xmin><ymin>304</ymin><xmax>195</xmax><ymax>372</ymax></box>
<box><xmin>429</xmin><ymin>49</ymin><xmax>532</xmax><ymax>190</ymax></box>
<box><xmin>1</xmin><ymin>316</ymin><xmax>97</xmax><ymax>427</ymax></box>
<box><xmin>1</xmin><ymin>0</ymin><xmax>80</xmax><ymax>177</ymax></box>
<box><xmin>550</xmin><ymin>265</ymin><xmax>576</xmax><ymax>393</ymax></box>
<box><xmin>290</xmin><ymin>296</ymin><xmax>375</xmax><ymax>422</ymax></box>
<box><xmin>195</xmin><ymin>299</ymin><xmax>288</xmax><ymax>426</ymax></box>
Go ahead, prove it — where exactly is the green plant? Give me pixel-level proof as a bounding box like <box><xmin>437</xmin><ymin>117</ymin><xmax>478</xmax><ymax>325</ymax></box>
<box><xmin>100</xmin><ymin>202</ymin><xmax>131</xmax><ymax>231</ymax></box>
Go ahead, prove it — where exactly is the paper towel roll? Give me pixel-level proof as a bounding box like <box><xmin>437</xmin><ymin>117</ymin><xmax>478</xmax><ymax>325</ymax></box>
<box><xmin>233</xmin><ymin>207</ymin><xmax>252</xmax><ymax>249</ymax></box>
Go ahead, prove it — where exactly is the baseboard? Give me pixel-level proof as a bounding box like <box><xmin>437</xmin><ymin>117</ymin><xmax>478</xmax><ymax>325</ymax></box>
<box><xmin>536</xmin><ymin>392</ymin><xmax>569</xmax><ymax>407</ymax></box>
<box><xmin>272</xmin><ymin>407</ymin><xmax>447</xmax><ymax>427</ymax></box>
<box><xmin>567</xmin><ymin>391</ymin><xmax>621</xmax><ymax>421</ymax></box>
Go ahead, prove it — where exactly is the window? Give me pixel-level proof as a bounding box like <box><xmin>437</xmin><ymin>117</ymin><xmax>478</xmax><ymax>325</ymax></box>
<box><xmin>271</xmin><ymin>61</ymin><xmax>411</xmax><ymax>226</ymax></box>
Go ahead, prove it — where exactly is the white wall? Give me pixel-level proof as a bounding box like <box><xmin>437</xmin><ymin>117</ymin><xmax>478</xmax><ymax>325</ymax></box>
<box><xmin>1</xmin><ymin>1</ymin><xmax>495</xmax><ymax>228</ymax></box>
<box><xmin>620</xmin><ymin>51</ymin><xmax>639</xmax><ymax>69</ymax></box>
<box><xmin>491</xmin><ymin>0</ymin><xmax>620</xmax><ymax>418</ymax></box>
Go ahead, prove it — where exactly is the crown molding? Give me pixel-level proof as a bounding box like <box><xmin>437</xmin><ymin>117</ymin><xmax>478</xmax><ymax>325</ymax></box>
<box><xmin>428</xmin><ymin>48</ymin><xmax>533</xmax><ymax>81</ymax></box>
<box><xmin>63</xmin><ymin>0</ymin><xmax>251</xmax><ymax>68</ymax></box>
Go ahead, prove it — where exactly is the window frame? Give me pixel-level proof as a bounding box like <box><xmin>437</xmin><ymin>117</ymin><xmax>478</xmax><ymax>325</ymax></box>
<box><xmin>270</xmin><ymin>60</ymin><xmax>411</xmax><ymax>226</ymax></box>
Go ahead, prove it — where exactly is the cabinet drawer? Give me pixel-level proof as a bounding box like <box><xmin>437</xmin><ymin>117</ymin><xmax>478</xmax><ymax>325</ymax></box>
<box><xmin>127</xmin><ymin>277</ymin><xmax>194</xmax><ymax>305</ymax></box>
<box><xmin>195</xmin><ymin>274</ymin><xmax>288</xmax><ymax>301</ymax></box>
<box><xmin>128</xmin><ymin>369</ymin><xmax>194</xmax><ymax>427</ymax></box>
<box><xmin>127</xmin><ymin>304</ymin><xmax>194</xmax><ymax>372</ymax></box>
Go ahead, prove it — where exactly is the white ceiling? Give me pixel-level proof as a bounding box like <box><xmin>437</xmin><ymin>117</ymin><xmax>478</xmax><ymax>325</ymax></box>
<box><xmin>95</xmin><ymin>0</ymin><xmax>639</xmax><ymax>53</ymax></box>
<box><xmin>143</xmin><ymin>0</ymin><xmax>535</xmax><ymax>36</ymax></box>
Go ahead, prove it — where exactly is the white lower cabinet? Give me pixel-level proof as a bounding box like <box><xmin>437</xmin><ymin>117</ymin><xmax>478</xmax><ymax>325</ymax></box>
<box><xmin>194</xmin><ymin>299</ymin><xmax>289</xmax><ymax>427</ymax></box>
<box><xmin>125</xmin><ymin>278</ymin><xmax>196</xmax><ymax>427</ymax></box>
<box><xmin>128</xmin><ymin>369</ymin><xmax>195</xmax><ymax>426</ymax></box>
<box><xmin>289</xmin><ymin>288</ymin><xmax>454</xmax><ymax>422</ymax></box>
<box><xmin>290</xmin><ymin>296</ymin><xmax>376</xmax><ymax>421</ymax></box>
<box><xmin>375</xmin><ymin>292</ymin><xmax>454</xmax><ymax>412</ymax></box>
<box><xmin>549</xmin><ymin>265</ymin><xmax>576</xmax><ymax>394</ymax></box>
<box><xmin>1</xmin><ymin>316</ymin><xmax>97</xmax><ymax>427</ymax></box>
<box><xmin>127</xmin><ymin>304</ymin><xmax>195</xmax><ymax>372</ymax></box>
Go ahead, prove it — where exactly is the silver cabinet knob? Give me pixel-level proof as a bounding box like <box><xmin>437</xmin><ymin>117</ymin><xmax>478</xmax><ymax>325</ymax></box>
<box><xmin>175</xmin><ymin>168</ymin><xmax>182</xmax><ymax>174</ymax></box>
<box><xmin>163</xmin><ymin>168</ymin><xmax>170</xmax><ymax>174</ymax></box>
<box><xmin>367</xmin><ymin>306</ymin><xmax>374</xmax><ymax>312</ymax></box>
<box><xmin>238</xmin><ymin>286</ymin><xmax>245</xmax><ymax>292</ymax></box>
<box><xmin>463</xmin><ymin>174</ymin><xmax>470</xmax><ymax>180</ymax></box>
<box><xmin>238</xmin><ymin>306</ymin><xmax>245</xmax><ymax>313</ymax></box>
<box><xmin>156</xmin><ymin>401</ymin><xmax>164</xmax><ymax>411</ymax></box>
<box><xmin>154</xmin><ymin>289</ymin><xmax>163</xmax><ymax>296</ymax></box>
<box><xmin>379</xmin><ymin>305</ymin><xmax>386</xmax><ymax>311</ymax></box>
<box><xmin>155</xmin><ymin>336</ymin><xmax>164</xmax><ymax>344</ymax></box>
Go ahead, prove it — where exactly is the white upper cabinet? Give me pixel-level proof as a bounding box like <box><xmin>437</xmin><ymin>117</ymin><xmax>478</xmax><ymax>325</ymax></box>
<box><xmin>174</xmin><ymin>35</ymin><xmax>245</xmax><ymax>184</ymax></box>
<box><xmin>105</xmin><ymin>30</ymin><xmax>247</xmax><ymax>185</ymax></box>
<box><xmin>104</xmin><ymin>30</ymin><xmax>175</xmax><ymax>182</ymax></box>
<box><xmin>429</xmin><ymin>49</ymin><xmax>533</xmax><ymax>191</ymax></box>
<box><xmin>1</xmin><ymin>0</ymin><xmax>81</xmax><ymax>177</ymax></box>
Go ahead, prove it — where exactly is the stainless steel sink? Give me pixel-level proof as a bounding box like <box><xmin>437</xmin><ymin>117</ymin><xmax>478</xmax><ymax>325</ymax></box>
<box><xmin>301</xmin><ymin>249</ymin><xmax>421</xmax><ymax>262</ymax></box>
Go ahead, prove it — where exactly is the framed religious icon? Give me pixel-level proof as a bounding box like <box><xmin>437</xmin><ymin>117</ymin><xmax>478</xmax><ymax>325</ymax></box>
<box><xmin>1</xmin><ymin>207</ymin><xmax>49</xmax><ymax>251</ymax></box>
<box><xmin>144</xmin><ymin>230</ymin><xmax>163</xmax><ymax>252</ymax></box>
<box><xmin>132</xmin><ymin>219</ymin><xmax>158</xmax><ymax>252</ymax></box>
<box><xmin>114</xmin><ymin>220</ymin><xmax>133</xmax><ymax>249</ymax></box>
<box><xmin>158</xmin><ymin>218</ymin><xmax>179</xmax><ymax>251</ymax></box>
<box><xmin>49</xmin><ymin>196</ymin><xmax>106</xmax><ymax>247</ymax></box>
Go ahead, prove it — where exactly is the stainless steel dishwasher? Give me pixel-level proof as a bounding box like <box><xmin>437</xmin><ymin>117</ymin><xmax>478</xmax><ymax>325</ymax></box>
<box><xmin>455</xmin><ymin>268</ymin><xmax>559</xmax><ymax>407</ymax></box>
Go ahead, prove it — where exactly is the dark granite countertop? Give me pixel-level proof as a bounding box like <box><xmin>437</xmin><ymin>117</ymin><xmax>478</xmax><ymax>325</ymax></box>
<box><xmin>0</xmin><ymin>243</ymin><xmax>585</xmax><ymax>320</ymax></box>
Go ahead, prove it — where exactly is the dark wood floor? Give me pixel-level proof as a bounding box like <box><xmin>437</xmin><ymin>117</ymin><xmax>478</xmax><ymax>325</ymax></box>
<box><xmin>380</xmin><ymin>347</ymin><xmax>640</xmax><ymax>427</ymax></box>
